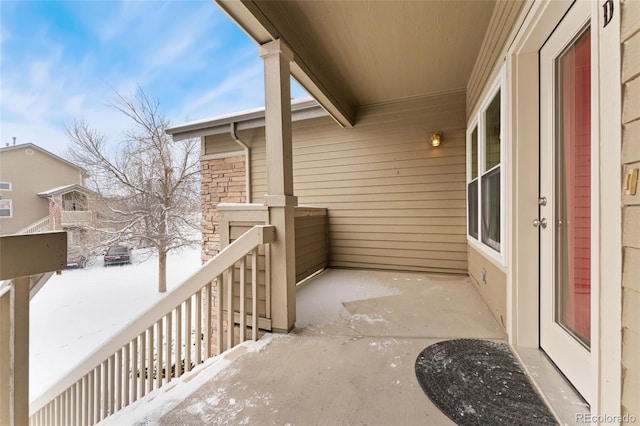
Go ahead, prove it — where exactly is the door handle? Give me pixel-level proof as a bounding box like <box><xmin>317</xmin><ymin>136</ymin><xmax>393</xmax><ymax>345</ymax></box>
<box><xmin>533</xmin><ymin>218</ymin><xmax>547</xmax><ymax>229</ymax></box>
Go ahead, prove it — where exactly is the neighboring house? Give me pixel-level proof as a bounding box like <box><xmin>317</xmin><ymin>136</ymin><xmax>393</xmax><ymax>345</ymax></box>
<box><xmin>36</xmin><ymin>184</ymin><xmax>104</xmax><ymax>256</ymax></box>
<box><xmin>0</xmin><ymin>143</ymin><xmax>87</xmax><ymax>235</ymax></box>
<box><xmin>0</xmin><ymin>143</ymin><xmax>108</xmax><ymax>265</ymax></box>
<box><xmin>163</xmin><ymin>0</ymin><xmax>638</xmax><ymax>420</ymax></box>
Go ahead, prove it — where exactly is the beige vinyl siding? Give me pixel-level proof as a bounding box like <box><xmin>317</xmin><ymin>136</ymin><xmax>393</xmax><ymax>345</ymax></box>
<box><xmin>294</xmin><ymin>207</ymin><xmax>328</xmax><ymax>282</ymax></box>
<box><xmin>467</xmin><ymin>0</ymin><xmax>528</xmax><ymax>114</ymax></box>
<box><xmin>468</xmin><ymin>244</ymin><xmax>506</xmax><ymax>329</ymax></box>
<box><xmin>0</xmin><ymin>147</ymin><xmax>84</xmax><ymax>235</ymax></box>
<box><xmin>203</xmin><ymin>135</ymin><xmax>244</xmax><ymax>157</ymax></box>
<box><xmin>209</xmin><ymin>91</ymin><xmax>468</xmax><ymax>274</ymax></box>
<box><xmin>621</xmin><ymin>0</ymin><xmax>640</xmax><ymax>417</ymax></box>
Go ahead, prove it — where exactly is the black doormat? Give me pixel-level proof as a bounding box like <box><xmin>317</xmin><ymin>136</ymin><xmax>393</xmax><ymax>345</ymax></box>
<box><xmin>415</xmin><ymin>339</ymin><xmax>557</xmax><ymax>425</ymax></box>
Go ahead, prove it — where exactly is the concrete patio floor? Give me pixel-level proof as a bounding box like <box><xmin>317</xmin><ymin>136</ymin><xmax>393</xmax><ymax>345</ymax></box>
<box><xmin>156</xmin><ymin>269</ymin><xmax>507</xmax><ymax>425</ymax></box>
<box><xmin>103</xmin><ymin>269</ymin><xmax>514</xmax><ymax>425</ymax></box>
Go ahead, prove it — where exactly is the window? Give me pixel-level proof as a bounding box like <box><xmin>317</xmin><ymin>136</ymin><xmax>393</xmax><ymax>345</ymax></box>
<box><xmin>0</xmin><ymin>199</ymin><xmax>12</xmax><ymax>217</ymax></box>
<box><xmin>467</xmin><ymin>74</ymin><xmax>504</xmax><ymax>259</ymax></box>
<box><xmin>0</xmin><ymin>182</ymin><xmax>11</xmax><ymax>191</ymax></box>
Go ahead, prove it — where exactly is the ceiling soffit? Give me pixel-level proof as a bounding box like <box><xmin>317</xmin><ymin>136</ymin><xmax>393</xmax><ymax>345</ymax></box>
<box><xmin>217</xmin><ymin>0</ymin><xmax>495</xmax><ymax>126</ymax></box>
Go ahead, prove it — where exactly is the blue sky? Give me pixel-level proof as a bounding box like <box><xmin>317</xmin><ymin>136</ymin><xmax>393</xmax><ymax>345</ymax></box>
<box><xmin>0</xmin><ymin>0</ymin><xmax>307</xmax><ymax>155</ymax></box>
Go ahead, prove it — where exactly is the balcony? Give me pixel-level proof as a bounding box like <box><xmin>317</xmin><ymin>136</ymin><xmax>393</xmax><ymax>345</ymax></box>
<box><xmin>60</xmin><ymin>210</ymin><xmax>92</xmax><ymax>227</ymax></box>
<box><xmin>17</xmin><ymin>211</ymin><xmax>586</xmax><ymax>425</ymax></box>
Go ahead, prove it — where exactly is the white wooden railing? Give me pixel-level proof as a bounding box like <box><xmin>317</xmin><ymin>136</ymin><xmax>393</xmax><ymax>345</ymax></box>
<box><xmin>16</xmin><ymin>217</ymin><xmax>51</xmax><ymax>235</ymax></box>
<box><xmin>29</xmin><ymin>225</ymin><xmax>275</xmax><ymax>426</ymax></box>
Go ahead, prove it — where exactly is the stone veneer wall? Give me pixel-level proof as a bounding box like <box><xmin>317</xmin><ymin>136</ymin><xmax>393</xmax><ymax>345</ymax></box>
<box><xmin>201</xmin><ymin>155</ymin><xmax>247</xmax><ymax>354</ymax></box>
<box><xmin>200</xmin><ymin>155</ymin><xmax>247</xmax><ymax>263</ymax></box>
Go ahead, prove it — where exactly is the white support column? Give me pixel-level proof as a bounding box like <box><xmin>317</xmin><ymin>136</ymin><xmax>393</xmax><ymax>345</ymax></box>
<box><xmin>259</xmin><ymin>39</ymin><xmax>297</xmax><ymax>333</ymax></box>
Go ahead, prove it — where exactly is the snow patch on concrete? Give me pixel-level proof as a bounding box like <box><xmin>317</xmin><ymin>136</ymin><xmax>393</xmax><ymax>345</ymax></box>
<box><xmin>296</xmin><ymin>269</ymin><xmax>399</xmax><ymax>327</ymax></box>
<box><xmin>350</xmin><ymin>313</ymin><xmax>387</xmax><ymax>324</ymax></box>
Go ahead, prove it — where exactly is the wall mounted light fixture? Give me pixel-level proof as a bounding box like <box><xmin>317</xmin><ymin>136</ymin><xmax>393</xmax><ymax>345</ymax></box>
<box><xmin>431</xmin><ymin>132</ymin><xmax>442</xmax><ymax>147</ymax></box>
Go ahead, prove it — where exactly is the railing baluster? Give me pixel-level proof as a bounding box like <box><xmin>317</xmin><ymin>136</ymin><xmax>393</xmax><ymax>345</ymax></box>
<box><xmin>155</xmin><ymin>320</ymin><xmax>163</xmax><ymax>390</ymax></box>
<box><xmin>124</xmin><ymin>343</ymin><xmax>131</xmax><ymax>407</ymax></box>
<box><xmin>108</xmin><ymin>355</ymin><xmax>115</xmax><ymax>416</ymax></box>
<box><xmin>131</xmin><ymin>338</ymin><xmax>138</xmax><ymax>403</ymax></box>
<box><xmin>252</xmin><ymin>248</ymin><xmax>258</xmax><ymax>340</ymax></box>
<box><xmin>55</xmin><ymin>394</ymin><xmax>61</xmax><ymax>425</ymax></box>
<box><xmin>175</xmin><ymin>304</ymin><xmax>182</xmax><ymax>377</ymax></box>
<box><xmin>65</xmin><ymin>388</ymin><xmax>71</xmax><ymax>425</ymax></box>
<box><xmin>204</xmin><ymin>282</ymin><xmax>212</xmax><ymax>359</ymax></box>
<box><xmin>88</xmin><ymin>370</ymin><xmax>94</xmax><ymax>425</ymax></box>
<box><xmin>239</xmin><ymin>256</ymin><xmax>246</xmax><ymax>343</ymax></box>
<box><xmin>70</xmin><ymin>381</ymin><xmax>76</xmax><ymax>425</ymax></box>
<box><xmin>99</xmin><ymin>362</ymin><xmax>106</xmax><ymax>421</ymax></box>
<box><xmin>82</xmin><ymin>376</ymin><xmax>88</xmax><ymax>426</ymax></box>
<box><xmin>165</xmin><ymin>312</ymin><xmax>172</xmax><ymax>384</ymax></box>
<box><xmin>114</xmin><ymin>349</ymin><xmax>122</xmax><ymax>411</ymax></box>
<box><xmin>76</xmin><ymin>380</ymin><xmax>81</xmax><ymax>425</ymax></box>
<box><xmin>76</xmin><ymin>380</ymin><xmax>82</xmax><ymax>426</ymax></box>
<box><xmin>216</xmin><ymin>274</ymin><xmax>223</xmax><ymax>354</ymax></box>
<box><xmin>195</xmin><ymin>290</ymin><xmax>202</xmax><ymax>365</ymax></box>
<box><xmin>147</xmin><ymin>326</ymin><xmax>154</xmax><ymax>393</ymax></box>
<box><xmin>227</xmin><ymin>266</ymin><xmax>234</xmax><ymax>350</ymax></box>
<box><xmin>139</xmin><ymin>331</ymin><xmax>146</xmax><ymax>398</ymax></box>
<box><xmin>185</xmin><ymin>296</ymin><xmax>192</xmax><ymax>372</ymax></box>
<box><xmin>66</xmin><ymin>388</ymin><xmax>71</xmax><ymax>425</ymax></box>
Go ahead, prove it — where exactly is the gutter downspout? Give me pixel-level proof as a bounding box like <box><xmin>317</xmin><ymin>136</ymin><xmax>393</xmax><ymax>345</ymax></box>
<box><xmin>230</xmin><ymin>122</ymin><xmax>251</xmax><ymax>203</ymax></box>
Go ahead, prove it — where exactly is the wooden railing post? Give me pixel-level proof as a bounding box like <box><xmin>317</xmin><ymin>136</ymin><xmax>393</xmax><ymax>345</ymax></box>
<box><xmin>1</xmin><ymin>286</ymin><xmax>12</xmax><ymax>425</ymax></box>
<box><xmin>0</xmin><ymin>232</ymin><xmax>66</xmax><ymax>426</ymax></box>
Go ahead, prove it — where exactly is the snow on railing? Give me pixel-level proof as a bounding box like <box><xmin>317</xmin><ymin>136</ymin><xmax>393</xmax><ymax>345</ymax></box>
<box><xmin>16</xmin><ymin>217</ymin><xmax>51</xmax><ymax>235</ymax></box>
<box><xmin>29</xmin><ymin>225</ymin><xmax>275</xmax><ymax>426</ymax></box>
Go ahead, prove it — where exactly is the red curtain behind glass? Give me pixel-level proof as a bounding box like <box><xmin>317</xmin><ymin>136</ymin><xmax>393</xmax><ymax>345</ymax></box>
<box><xmin>560</xmin><ymin>28</ymin><xmax>591</xmax><ymax>344</ymax></box>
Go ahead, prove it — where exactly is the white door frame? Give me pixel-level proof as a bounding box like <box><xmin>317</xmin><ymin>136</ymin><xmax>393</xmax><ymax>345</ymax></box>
<box><xmin>539</xmin><ymin>0</ymin><xmax>592</xmax><ymax>402</ymax></box>
<box><xmin>505</xmin><ymin>0</ymin><xmax>622</xmax><ymax>417</ymax></box>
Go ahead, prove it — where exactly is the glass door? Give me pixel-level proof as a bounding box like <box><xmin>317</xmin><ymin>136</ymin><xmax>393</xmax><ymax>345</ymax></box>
<box><xmin>539</xmin><ymin>0</ymin><xmax>592</xmax><ymax>404</ymax></box>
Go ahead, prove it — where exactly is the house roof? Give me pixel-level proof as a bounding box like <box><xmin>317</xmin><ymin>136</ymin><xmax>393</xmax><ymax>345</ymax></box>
<box><xmin>166</xmin><ymin>98</ymin><xmax>328</xmax><ymax>141</ymax></box>
<box><xmin>0</xmin><ymin>143</ymin><xmax>87</xmax><ymax>175</ymax></box>
<box><xmin>37</xmin><ymin>184</ymin><xmax>96</xmax><ymax>198</ymax></box>
<box><xmin>214</xmin><ymin>0</ymin><xmax>497</xmax><ymax>127</ymax></box>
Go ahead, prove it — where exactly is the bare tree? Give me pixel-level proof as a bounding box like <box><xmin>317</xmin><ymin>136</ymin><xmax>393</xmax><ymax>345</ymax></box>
<box><xmin>66</xmin><ymin>88</ymin><xmax>200</xmax><ymax>292</ymax></box>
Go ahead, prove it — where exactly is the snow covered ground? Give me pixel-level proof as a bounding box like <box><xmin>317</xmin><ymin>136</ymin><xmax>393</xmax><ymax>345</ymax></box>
<box><xmin>29</xmin><ymin>246</ymin><xmax>202</xmax><ymax>402</ymax></box>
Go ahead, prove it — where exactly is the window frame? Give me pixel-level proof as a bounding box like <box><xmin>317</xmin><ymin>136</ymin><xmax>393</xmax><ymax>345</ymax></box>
<box><xmin>0</xmin><ymin>199</ymin><xmax>13</xmax><ymax>218</ymax></box>
<box><xmin>0</xmin><ymin>182</ymin><xmax>12</xmax><ymax>191</ymax></box>
<box><xmin>466</xmin><ymin>71</ymin><xmax>506</xmax><ymax>265</ymax></box>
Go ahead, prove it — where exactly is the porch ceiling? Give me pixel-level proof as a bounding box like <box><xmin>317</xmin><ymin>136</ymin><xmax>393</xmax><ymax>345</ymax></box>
<box><xmin>216</xmin><ymin>0</ymin><xmax>496</xmax><ymax>126</ymax></box>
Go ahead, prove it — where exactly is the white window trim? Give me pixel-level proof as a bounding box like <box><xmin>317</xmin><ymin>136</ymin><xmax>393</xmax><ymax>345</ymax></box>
<box><xmin>467</xmin><ymin>69</ymin><xmax>507</xmax><ymax>266</ymax></box>
<box><xmin>0</xmin><ymin>182</ymin><xmax>12</xmax><ymax>191</ymax></box>
<box><xmin>0</xmin><ymin>199</ymin><xmax>13</xmax><ymax>218</ymax></box>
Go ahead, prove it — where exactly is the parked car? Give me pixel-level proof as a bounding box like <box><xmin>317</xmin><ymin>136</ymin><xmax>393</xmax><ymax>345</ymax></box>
<box><xmin>67</xmin><ymin>248</ymin><xmax>87</xmax><ymax>269</ymax></box>
<box><xmin>103</xmin><ymin>246</ymin><xmax>132</xmax><ymax>266</ymax></box>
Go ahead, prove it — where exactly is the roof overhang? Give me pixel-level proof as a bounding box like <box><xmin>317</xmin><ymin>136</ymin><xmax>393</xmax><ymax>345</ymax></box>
<box><xmin>37</xmin><ymin>184</ymin><xmax>96</xmax><ymax>198</ymax></box>
<box><xmin>166</xmin><ymin>98</ymin><xmax>328</xmax><ymax>141</ymax></box>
